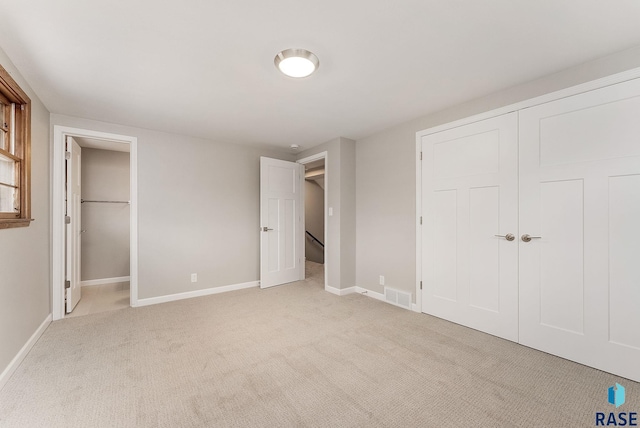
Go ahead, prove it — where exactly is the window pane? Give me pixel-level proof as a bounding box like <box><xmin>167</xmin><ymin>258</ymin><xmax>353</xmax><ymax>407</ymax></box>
<box><xmin>0</xmin><ymin>152</ymin><xmax>19</xmax><ymax>214</ymax></box>
<box><xmin>9</xmin><ymin>103</ymin><xmax>15</xmax><ymax>155</ymax></box>
<box><xmin>0</xmin><ymin>151</ymin><xmax>16</xmax><ymax>186</ymax></box>
<box><xmin>0</xmin><ymin>183</ymin><xmax>18</xmax><ymax>213</ymax></box>
<box><xmin>0</xmin><ymin>102</ymin><xmax>7</xmax><ymax>152</ymax></box>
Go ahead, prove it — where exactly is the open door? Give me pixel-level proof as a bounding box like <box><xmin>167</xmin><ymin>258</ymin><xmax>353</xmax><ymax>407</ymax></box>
<box><xmin>66</xmin><ymin>137</ymin><xmax>82</xmax><ymax>313</ymax></box>
<box><xmin>260</xmin><ymin>157</ymin><xmax>303</xmax><ymax>288</ymax></box>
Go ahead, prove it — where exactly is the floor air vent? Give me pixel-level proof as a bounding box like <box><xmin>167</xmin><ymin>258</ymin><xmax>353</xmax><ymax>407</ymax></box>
<box><xmin>384</xmin><ymin>287</ymin><xmax>412</xmax><ymax>310</ymax></box>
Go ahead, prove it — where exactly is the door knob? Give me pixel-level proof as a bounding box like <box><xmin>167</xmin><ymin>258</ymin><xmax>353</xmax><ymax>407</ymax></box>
<box><xmin>521</xmin><ymin>234</ymin><xmax>541</xmax><ymax>242</ymax></box>
<box><xmin>262</xmin><ymin>227</ymin><xmax>274</xmax><ymax>232</ymax></box>
<box><xmin>495</xmin><ymin>233</ymin><xmax>515</xmax><ymax>241</ymax></box>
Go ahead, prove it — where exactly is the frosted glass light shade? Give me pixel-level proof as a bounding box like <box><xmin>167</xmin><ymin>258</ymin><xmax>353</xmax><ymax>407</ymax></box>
<box><xmin>274</xmin><ymin>49</ymin><xmax>319</xmax><ymax>78</ymax></box>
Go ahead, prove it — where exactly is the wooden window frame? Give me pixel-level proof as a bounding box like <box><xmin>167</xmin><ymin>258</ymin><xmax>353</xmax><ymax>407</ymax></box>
<box><xmin>0</xmin><ymin>64</ymin><xmax>31</xmax><ymax>229</ymax></box>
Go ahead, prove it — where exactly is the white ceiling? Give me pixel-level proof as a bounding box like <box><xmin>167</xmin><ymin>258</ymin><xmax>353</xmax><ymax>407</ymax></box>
<box><xmin>2</xmin><ymin>1</ymin><xmax>640</xmax><ymax>151</ymax></box>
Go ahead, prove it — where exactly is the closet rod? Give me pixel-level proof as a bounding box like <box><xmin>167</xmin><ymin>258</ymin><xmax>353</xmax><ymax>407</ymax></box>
<box><xmin>81</xmin><ymin>199</ymin><xmax>130</xmax><ymax>204</ymax></box>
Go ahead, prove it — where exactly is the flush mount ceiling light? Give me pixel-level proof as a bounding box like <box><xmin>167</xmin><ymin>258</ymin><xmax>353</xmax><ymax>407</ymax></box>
<box><xmin>274</xmin><ymin>49</ymin><xmax>319</xmax><ymax>78</ymax></box>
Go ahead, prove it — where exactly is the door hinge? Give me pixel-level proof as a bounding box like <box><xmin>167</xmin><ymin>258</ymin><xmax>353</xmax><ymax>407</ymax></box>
<box><xmin>65</xmin><ymin>216</ymin><xmax>71</xmax><ymax>224</ymax></box>
<box><xmin>420</xmin><ymin>152</ymin><xmax>422</xmax><ymax>160</ymax></box>
<box><xmin>65</xmin><ymin>151</ymin><xmax>71</xmax><ymax>160</ymax></box>
<box><xmin>419</xmin><ymin>216</ymin><xmax>422</xmax><ymax>225</ymax></box>
<box><xmin>420</xmin><ymin>281</ymin><xmax>422</xmax><ymax>290</ymax></box>
<box><xmin>65</xmin><ymin>280</ymin><xmax>71</xmax><ymax>289</ymax></box>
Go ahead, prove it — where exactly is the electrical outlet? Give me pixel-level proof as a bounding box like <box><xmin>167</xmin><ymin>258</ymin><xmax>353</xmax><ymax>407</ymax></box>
<box><xmin>191</xmin><ymin>273</ymin><xmax>197</xmax><ymax>283</ymax></box>
<box><xmin>379</xmin><ymin>275</ymin><xmax>385</xmax><ymax>286</ymax></box>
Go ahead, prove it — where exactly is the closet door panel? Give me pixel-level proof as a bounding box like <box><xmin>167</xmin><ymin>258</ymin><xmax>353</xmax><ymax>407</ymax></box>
<box><xmin>468</xmin><ymin>186</ymin><xmax>501</xmax><ymax>312</ymax></box>
<box><xmin>519</xmin><ymin>78</ymin><xmax>640</xmax><ymax>382</ymax></box>
<box><xmin>609</xmin><ymin>174</ymin><xmax>640</xmax><ymax>350</ymax></box>
<box><xmin>421</xmin><ymin>112</ymin><xmax>518</xmax><ymax>341</ymax></box>
<box><xmin>538</xmin><ymin>179</ymin><xmax>584</xmax><ymax>334</ymax></box>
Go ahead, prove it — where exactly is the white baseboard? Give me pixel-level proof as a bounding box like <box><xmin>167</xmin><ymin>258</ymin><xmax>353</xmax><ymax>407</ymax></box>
<box><xmin>136</xmin><ymin>281</ymin><xmax>259</xmax><ymax>307</ymax></box>
<box><xmin>355</xmin><ymin>286</ymin><xmax>385</xmax><ymax>301</ymax></box>
<box><xmin>351</xmin><ymin>286</ymin><xmax>416</xmax><ymax>311</ymax></box>
<box><xmin>81</xmin><ymin>276</ymin><xmax>131</xmax><ymax>287</ymax></box>
<box><xmin>324</xmin><ymin>285</ymin><xmax>340</xmax><ymax>295</ymax></box>
<box><xmin>321</xmin><ymin>284</ymin><xmax>418</xmax><ymax>311</ymax></box>
<box><xmin>325</xmin><ymin>285</ymin><xmax>356</xmax><ymax>296</ymax></box>
<box><xmin>0</xmin><ymin>314</ymin><xmax>52</xmax><ymax>391</ymax></box>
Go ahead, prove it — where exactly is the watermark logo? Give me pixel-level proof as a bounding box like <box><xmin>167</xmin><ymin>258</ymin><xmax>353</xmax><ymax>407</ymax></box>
<box><xmin>596</xmin><ymin>383</ymin><xmax>637</xmax><ymax>426</ymax></box>
<box><xmin>609</xmin><ymin>383</ymin><xmax>626</xmax><ymax>409</ymax></box>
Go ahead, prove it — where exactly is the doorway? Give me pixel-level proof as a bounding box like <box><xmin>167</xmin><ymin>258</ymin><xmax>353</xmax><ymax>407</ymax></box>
<box><xmin>302</xmin><ymin>159</ymin><xmax>325</xmax><ymax>284</ymax></box>
<box><xmin>297</xmin><ymin>152</ymin><xmax>328</xmax><ymax>289</ymax></box>
<box><xmin>52</xmin><ymin>126</ymin><xmax>138</xmax><ymax>321</ymax></box>
<box><xmin>67</xmin><ymin>139</ymin><xmax>131</xmax><ymax>317</ymax></box>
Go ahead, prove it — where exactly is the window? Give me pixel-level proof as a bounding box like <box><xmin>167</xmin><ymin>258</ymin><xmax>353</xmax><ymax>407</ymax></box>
<box><xmin>0</xmin><ymin>64</ymin><xmax>31</xmax><ymax>229</ymax></box>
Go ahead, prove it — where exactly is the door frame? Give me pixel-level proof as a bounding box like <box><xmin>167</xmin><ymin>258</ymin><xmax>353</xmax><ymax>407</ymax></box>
<box><xmin>297</xmin><ymin>151</ymin><xmax>328</xmax><ymax>290</ymax></box>
<box><xmin>52</xmin><ymin>125</ymin><xmax>138</xmax><ymax>320</ymax></box>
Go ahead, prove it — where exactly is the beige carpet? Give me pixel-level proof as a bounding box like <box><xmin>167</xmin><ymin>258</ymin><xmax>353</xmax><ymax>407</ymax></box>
<box><xmin>1</xmin><ymin>265</ymin><xmax>638</xmax><ymax>427</ymax></box>
<box><xmin>66</xmin><ymin>281</ymin><xmax>130</xmax><ymax>318</ymax></box>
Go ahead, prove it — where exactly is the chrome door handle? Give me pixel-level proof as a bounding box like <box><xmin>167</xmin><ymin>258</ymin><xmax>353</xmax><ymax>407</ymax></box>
<box><xmin>262</xmin><ymin>227</ymin><xmax>274</xmax><ymax>232</ymax></box>
<box><xmin>521</xmin><ymin>234</ymin><xmax>541</xmax><ymax>242</ymax></box>
<box><xmin>495</xmin><ymin>233</ymin><xmax>515</xmax><ymax>241</ymax></box>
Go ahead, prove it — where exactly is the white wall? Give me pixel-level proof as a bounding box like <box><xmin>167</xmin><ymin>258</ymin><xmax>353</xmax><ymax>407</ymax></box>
<box><xmin>0</xmin><ymin>47</ymin><xmax>51</xmax><ymax>376</ymax></box>
<box><xmin>51</xmin><ymin>114</ymin><xmax>294</xmax><ymax>300</ymax></box>
<box><xmin>355</xmin><ymin>45</ymin><xmax>640</xmax><ymax>300</ymax></box>
<box><xmin>81</xmin><ymin>148</ymin><xmax>130</xmax><ymax>280</ymax></box>
<box><xmin>297</xmin><ymin>137</ymin><xmax>356</xmax><ymax>289</ymax></box>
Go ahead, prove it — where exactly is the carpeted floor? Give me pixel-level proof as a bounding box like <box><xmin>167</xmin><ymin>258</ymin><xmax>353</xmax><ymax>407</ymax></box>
<box><xmin>66</xmin><ymin>281</ymin><xmax>130</xmax><ymax>318</ymax></box>
<box><xmin>0</xmin><ymin>262</ymin><xmax>638</xmax><ymax>427</ymax></box>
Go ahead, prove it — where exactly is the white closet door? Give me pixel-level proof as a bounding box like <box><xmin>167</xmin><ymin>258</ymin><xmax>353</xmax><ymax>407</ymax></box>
<box><xmin>421</xmin><ymin>113</ymin><xmax>518</xmax><ymax>341</ymax></box>
<box><xmin>66</xmin><ymin>137</ymin><xmax>82</xmax><ymax>313</ymax></box>
<box><xmin>519</xmin><ymin>78</ymin><xmax>640</xmax><ymax>382</ymax></box>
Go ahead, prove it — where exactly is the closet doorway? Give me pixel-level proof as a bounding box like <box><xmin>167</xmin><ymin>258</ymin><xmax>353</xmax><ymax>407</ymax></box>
<box><xmin>52</xmin><ymin>126</ymin><xmax>138</xmax><ymax>320</ymax></box>
<box><xmin>67</xmin><ymin>138</ymin><xmax>131</xmax><ymax>317</ymax></box>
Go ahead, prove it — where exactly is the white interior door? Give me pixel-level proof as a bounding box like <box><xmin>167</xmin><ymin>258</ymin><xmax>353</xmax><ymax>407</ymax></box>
<box><xmin>66</xmin><ymin>137</ymin><xmax>82</xmax><ymax>313</ymax></box>
<box><xmin>260</xmin><ymin>157</ymin><xmax>303</xmax><ymax>288</ymax></box>
<box><xmin>519</xmin><ymin>79</ymin><xmax>640</xmax><ymax>382</ymax></box>
<box><xmin>421</xmin><ymin>113</ymin><xmax>519</xmax><ymax>341</ymax></box>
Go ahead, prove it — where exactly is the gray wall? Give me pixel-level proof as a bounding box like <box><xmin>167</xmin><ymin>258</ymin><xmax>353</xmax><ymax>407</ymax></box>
<box><xmin>340</xmin><ymin>140</ymin><xmax>356</xmax><ymax>290</ymax></box>
<box><xmin>355</xmin><ymin>45</ymin><xmax>640</xmax><ymax>300</ymax></box>
<box><xmin>81</xmin><ymin>148</ymin><xmax>130</xmax><ymax>281</ymax></box>
<box><xmin>297</xmin><ymin>137</ymin><xmax>356</xmax><ymax>290</ymax></box>
<box><xmin>0</xmin><ymin>47</ymin><xmax>51</xmax><ymax>376</ymax></box>
<box><xmin>304</xmin><ymin>180</ymin><xmax>324</xmax><ymax>264</ymax></box>
<box><xmin>51</xmin><ymin>114</ymin><xmax>295</xmax><ymax>300</ymax></box>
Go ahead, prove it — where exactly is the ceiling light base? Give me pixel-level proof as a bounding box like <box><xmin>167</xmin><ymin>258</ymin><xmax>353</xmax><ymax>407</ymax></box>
<box><xmin>275</xmin><ymin>49</ymin><xmax>319</xmax><ymax>78</ymax></box>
